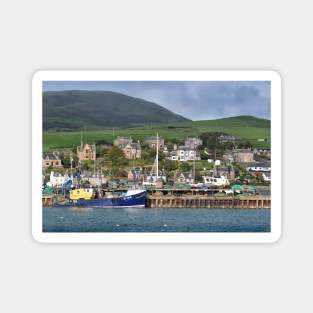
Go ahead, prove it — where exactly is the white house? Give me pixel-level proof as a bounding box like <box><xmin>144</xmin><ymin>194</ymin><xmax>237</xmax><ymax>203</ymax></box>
<box><xmin>169</xmin><ymin>146</ymin><xmax>200</xmax><ymax>161</ymax></box>
<box><xmin>202</xmin><ymin>176</ymin><xmax>230</xmax><ymax>187</ymax></box>
<box><xmin>247</xmin><ymin>165</ymin><xmax>271</xmax><ymax>172</ymax></box>
<box><xmin>49</xmin><ymin>171</ymin><xmax>69</xmax><ymax>187</ymax></box>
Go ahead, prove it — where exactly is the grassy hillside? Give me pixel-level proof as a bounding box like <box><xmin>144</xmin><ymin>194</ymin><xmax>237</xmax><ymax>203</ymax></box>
<box><xmin>43</xmin><ymin>90</ymin><xmax>189</xmax><ymax>130</ymax></box>
<box><xmin>43</xmin><ymin>115</ymin><xmax>270</xmax><ymax>151</ymax></box>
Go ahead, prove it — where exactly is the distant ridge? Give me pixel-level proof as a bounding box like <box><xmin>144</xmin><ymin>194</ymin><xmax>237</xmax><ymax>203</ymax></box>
<box><xmin>191</xmin><ymin>115</ymin><xmax>270</xmax><ymax>128</ymax></box>
<box><xmin>43</xmin><ymin>90</ymin><xmax>190</xmax><ymax>131</ymax></box>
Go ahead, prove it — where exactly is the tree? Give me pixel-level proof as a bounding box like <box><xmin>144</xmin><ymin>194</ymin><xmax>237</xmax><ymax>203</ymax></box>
<box><xmin>237</xmin><ymin>141</ymin><xmax>252</xmax><ymax>149</ymax></box>
<box><xmin>81</xmin><ymin>160</ymin><xmax>93</xmax><ymax>171</ymax></box>
<box><xmin>195</xmin><ymin>170</ymin><xmax>203</xmax><ymax>182</ymax></box>
<box><xmin>179</xmin><ymin>162</ymin><xmax>192</xmax><ymax>172</ymax></box>
<box><xmin>61</xmin><ymin>153</ymin><xmax>78</xmax><ymax>168</ymax></box>
<box><xmin>162</xmin><ymin>159</ymin><xmax>179</xmax><ymax>172</ymax></box>
<box><xmin>107</xmin><ymin>147</ymin><xmax>128</xmax><ymax>175</ymax></box>
<box><xmin>141</xmin><ymin>147</ymin><xmax>156</xmax><ymax>163</ymax></box>
<box><xmin>107</xmin><ymin>147</ymin><xmax>125</xmax><ymax>163</ymax></box>
<box><xmin>199</xmin><ymin>132</ymin><xmax>225</xmax><ymax>158</ymax></box>
<box><xmin>107</xmin><ymin>147</ymin><xmax>127</xmax><ymax>166</ymax></box>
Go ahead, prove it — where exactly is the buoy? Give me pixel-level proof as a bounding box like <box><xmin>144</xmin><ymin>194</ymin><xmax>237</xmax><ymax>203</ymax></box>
<box><xmin>163</xmin><ymin>224</ymin><xmax>167</xmax><ymax>227</ymax></box>
<box><xmin>116</xmin><ymin>224</ymin><xmax>120</xmax><ymax>227</ymax></box>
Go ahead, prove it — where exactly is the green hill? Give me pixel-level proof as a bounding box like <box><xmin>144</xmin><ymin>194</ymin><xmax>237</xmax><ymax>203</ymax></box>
<box><xmin>43</xmin><ymin>115</ymin><xmax>270</xmax><ymax>151</ymax></box>
<box><xmin>43</xmin><ymin>90</ymin><xmax>189</xmax><ymax>131</ymax></box>
<box><xmin>188</xmin><ymin>115</ymin><xmax>270</xmax><ymax>129</ymax></box>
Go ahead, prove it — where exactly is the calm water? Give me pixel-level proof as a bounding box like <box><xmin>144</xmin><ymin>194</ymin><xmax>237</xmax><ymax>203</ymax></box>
<box><xmin>43</xmin><ymin>207</ymin><xmax>270</xmax><ymax>232</ymax></box>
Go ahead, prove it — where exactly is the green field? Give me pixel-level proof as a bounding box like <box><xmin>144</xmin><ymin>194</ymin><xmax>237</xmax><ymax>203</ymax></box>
<box><xmin>43</xmin><ymin>116</ymin><xmax>270</xmax><ymax>151</ymax></box>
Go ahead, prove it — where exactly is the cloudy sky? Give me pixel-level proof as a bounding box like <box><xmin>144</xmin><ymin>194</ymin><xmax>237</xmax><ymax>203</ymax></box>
<box><xmin>43</xmin><ymin>81</ymin><xmax>271</xmax><ymax>120</ymax></box>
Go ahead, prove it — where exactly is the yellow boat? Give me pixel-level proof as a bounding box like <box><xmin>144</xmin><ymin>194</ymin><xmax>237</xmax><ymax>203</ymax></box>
<box><xmin>70</xmin><ymin>188</ymin><xmax>93</xmax><ymax>200</ymax></box>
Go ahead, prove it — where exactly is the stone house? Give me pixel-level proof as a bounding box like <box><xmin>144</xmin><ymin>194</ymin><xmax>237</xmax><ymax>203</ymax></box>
<box><xmin>121</xmin><ymin>141</ymin><xmax>141</xmax><ymax>159</ymax></box>
<box><xmin>223</xmin><ymin>148</ymin><xmax>254</xmax><ymax>163</ymax></box>
<box><xmin>184</xmin><ymin>137</ymin><xmax>203</xmax><ymax>149</ymax></box>
<box><xmin>80</xmin><ymin>171</ymin><xmax>108</xmax><ymax>186</ymax></box>
<box><xmin>114</xmin><ymin>136</ymin><xmax>132</xmax><ymax>147</ymax></box>
<box><xmin>77</xmin><ymin>143</ymin><xmax>96</xmax><ymax>161</ymax></box>
<box><xmin>42</xmin><ymin>152</ymin><xmax>63</xmax><ymax>168</ymax></box>
<box><xmin>144</xmin><ymin>136</ymin><xmax>165</xmax><ymax>149</ymax></box>
<box><xmin>114</xmin><ymin>137</ymin><xmax>141</xmax><ymax>159</ymax></box>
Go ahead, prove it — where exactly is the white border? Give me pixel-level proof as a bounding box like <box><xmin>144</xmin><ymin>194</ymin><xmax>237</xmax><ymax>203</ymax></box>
<box><xmin>32</xmin><ymin>70</ymin><xmax>281</xmax><ymax>243</ymax></box>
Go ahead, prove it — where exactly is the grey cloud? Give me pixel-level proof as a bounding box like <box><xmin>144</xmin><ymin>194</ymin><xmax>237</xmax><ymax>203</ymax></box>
<box><xmin>43</xmin><ymin>81</ymin><xmax>271</xmax><ymax>120</ymax></box>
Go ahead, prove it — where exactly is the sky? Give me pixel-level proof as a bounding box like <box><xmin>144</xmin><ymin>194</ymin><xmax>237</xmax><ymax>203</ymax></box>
<box><xmin>43</xmin><ymin>81</ymin><xmax>271</xmax><ymax>120</ymax></box>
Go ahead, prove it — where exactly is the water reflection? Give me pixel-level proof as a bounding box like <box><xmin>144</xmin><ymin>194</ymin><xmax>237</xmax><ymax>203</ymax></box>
<box><xmin>69</xmin><ymin>207</ymin><xmax>94</xmax><ymax>213</ymax></box>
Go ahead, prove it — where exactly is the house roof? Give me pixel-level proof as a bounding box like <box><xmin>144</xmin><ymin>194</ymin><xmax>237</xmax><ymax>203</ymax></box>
<box><xmin>176</xmin><ymin>172</ymin><xmax>193</xmax><ymax>179</ymax></box>
<box><xmin>250</xmin><ymin>162</ymin><xmax>271</xmax><ymax>167</ymax></box>
<box><xmin>43</xmin><ymin>153</ymin><xmax>60</xmax><ymax>160</ymax></box>
<box><xmin>214</xmin><ymin>166</ymin><xmax>234</xmax><ymax>171</ymax></box>
<box><xmin>129</xmin><ymin>167</ymin><xmax>142</xmax><ymax>175</ymax></box>
<box><xmin>123</xmin><ymin>142</ymin><xmax>141</xmax><ymax>149</ymax></box>
<box><xmin>131</xmin><ymin>142</ymin><xmax>141</xmax><ymax>149</ymax></box>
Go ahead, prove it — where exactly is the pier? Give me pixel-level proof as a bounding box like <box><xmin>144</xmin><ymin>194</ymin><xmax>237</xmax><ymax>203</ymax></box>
<box><xmin>42</xmin><ymin>195</ymin><xmax>53</xmax><ymax>206</ymax></box>
<box><xmin>147</xmin><ymin>195</ymin><xmax>270</xmax><ymax>209</ymax></box>
<box><xmin>42</xmin><ymin>194</ymin><xmax>65</xmax><ymax>207</ymax></box>
<box><xmin>42</xmin><ymin>188</ymin><xmax>270</xmax><ymax>209</ymax></box>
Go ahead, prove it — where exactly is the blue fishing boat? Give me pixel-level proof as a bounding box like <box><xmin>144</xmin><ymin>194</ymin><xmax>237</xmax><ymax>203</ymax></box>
<box><xmin>54</xmin><ymin>188</ymin><xmax>147</xmax><ymax>208</ymax></box>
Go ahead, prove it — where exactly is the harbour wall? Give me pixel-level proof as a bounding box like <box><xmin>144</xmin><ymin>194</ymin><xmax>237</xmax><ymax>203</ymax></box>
<box><xmin>147</xmin><ymin>196</ymin><xmax>271</xmax><ymax>209</ymax></box>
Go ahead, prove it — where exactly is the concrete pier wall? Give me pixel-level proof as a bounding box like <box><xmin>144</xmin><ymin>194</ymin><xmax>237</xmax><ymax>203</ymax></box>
<box><xmin>148</xmin><ymin>196</ymin><xmax>271</xmax><ymax>209</ymax></box>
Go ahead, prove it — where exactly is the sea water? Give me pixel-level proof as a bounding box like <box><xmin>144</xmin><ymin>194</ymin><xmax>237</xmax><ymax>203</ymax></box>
<box><xmin>43</xmin><ymin>207</ymin><xmax>270</xmax><ymax>232</ymax></box>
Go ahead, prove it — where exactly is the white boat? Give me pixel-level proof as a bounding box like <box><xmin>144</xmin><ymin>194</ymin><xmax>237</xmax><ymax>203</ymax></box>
<box><xmin>202</xmin><ymin>175</ymin><xmax>230</xmax><ymax>187</ymax></box>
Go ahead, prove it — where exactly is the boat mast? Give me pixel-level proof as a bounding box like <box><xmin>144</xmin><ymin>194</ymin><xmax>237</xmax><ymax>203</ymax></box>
<box><xmin>93</xmin><ymin>143</ymin><xmax>96</xmax><ymax>176</ymax></box>
<box><xmin>193</xmin><ymin>142</ymin><xmax>196</xmax><ymax>182</ymax></box>
<box><xmin>70</xmin><ymin>151</ymin><xmax>73</xmax><ymax>181</ymax></box>
<box><xmin>80</xmin><ymin>129</ymin><xmax>83</xmax><ymax>148</ymax></box>
<box><xmin>156</xmin><ymin>132</ymin><xmax>159</xmax><ymax>180</ymax></box>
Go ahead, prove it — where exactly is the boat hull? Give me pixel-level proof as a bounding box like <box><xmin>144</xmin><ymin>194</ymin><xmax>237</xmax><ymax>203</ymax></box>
<box><xmin>54</xmin><ymin>191</ymin><xmax>147</xmax><ymax>208</ymax></box>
